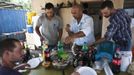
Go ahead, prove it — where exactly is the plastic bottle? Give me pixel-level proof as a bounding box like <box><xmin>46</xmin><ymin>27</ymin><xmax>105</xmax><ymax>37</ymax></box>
<box><xmin>57</xmin><ymin>41</ymin><xmax>64</xmax><ymax>58</ymax></box>
<box><xmin>114</xmin><ymin>48</ymin><xmax>121</xmax><ymax>59</ymax></box>
<box><xmin>111</xmin><ymin>47</ymin><xmax>121</xmax><ymax>73</ymax></box>
<box><xmin>41</xmin><ymin>45</ymin><xmax>45</xmax><ymax>61</ymax></box>
<box><xmin>25</xmin><ymin>44</ymin><xmax>31</xmax><ymax>59</ymax></box>
<box><xmin>41</xmin><ymin>41</ymin><xmax>51</xmax><ymax>68</ymax></box>
<box><xmin>42</xmin><ymin>41</ymin><xmax>50</xmax><ymax>62</ymax></box>
<box><xmin>82</xmin><ymin>42</ymin><xmax>88</xmax><ymax>52</ymax></box>
<box><xmin>45</xmin><ymin>48</ymin><xmax>50</xmax><ymax>62</ymax></box>
<box><xmin>23</xmin><ymin>43</ymin><xmax>31</xmax><ymax>63</ymax></box>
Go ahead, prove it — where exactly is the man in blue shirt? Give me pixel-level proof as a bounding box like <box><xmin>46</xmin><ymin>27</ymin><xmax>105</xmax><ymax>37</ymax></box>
<box><xmin>92</xmin><ymin>1</ymin><xmax>132</xmax><ymax>72</ymax></box>
<box><xmin>0</xmin><ymin>38</ymin><xmax>25</xmax><ymax>75</ymax></box>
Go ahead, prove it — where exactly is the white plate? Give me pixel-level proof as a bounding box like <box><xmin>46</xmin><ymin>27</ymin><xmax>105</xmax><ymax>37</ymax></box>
<box><xmin>18</xmin><ymin>69</ymin><xmax>27</xmax><ymax>73</ymax></box>
<box><xmin>27</xmin><ymin>57</ymin><xmax>43</xmax><ymax>69</ymax></box>
<box><xmin>76</xmin><ymin>66</ymin><xmax>97</xmax><ymax>75</ymax></box>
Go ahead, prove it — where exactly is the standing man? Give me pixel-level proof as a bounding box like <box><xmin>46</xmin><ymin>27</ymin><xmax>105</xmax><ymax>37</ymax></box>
<box><xmin>0</xmin><ymin>38</ymin><xmax>24</xmax><ymax>75</ymax></box>
<box><xmin>65</xmin><ymin>4</ymin><xmax>95</xmax><ymax>55</ymax></box>
<box><xmin>35</xmin><ymin>3</ymin><xmax>63</xmax><ymax>48</ymax></box>
<box><xmin>92</xmin><ymin>1</ymin><xmax>132</xmax><ymax>72</ymax></box>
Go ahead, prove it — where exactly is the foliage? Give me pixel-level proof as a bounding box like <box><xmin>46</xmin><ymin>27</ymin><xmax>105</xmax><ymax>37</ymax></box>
<box><xmin>0</xmin><ymin>0</ymin><xmax>32</xmax><ymax>10</ymax></box>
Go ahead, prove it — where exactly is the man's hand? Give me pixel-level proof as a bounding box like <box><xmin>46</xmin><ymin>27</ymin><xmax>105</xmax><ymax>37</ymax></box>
<box><xmin>14</xmin><ymin>63</ymin><xmax>30</xmax><ymax>70</ymax></box>
<box><xmin>65</xmin><ymin>24</ymin><xmax>70</xmax><ymax>32</ymax></box>
<box><xmin>65</xmin><ymin>24</ymin><xmax>74</xmax><ymax>36</ymax></box>
<box><xmin>40</xmin><ymin>36</ymin><xmax>44</xmax><ymax>42</ymax></box>
<box><xmin>64</xmin><ymin>36</ymin><xmax>75</xmax><ymax>44</ymax></box>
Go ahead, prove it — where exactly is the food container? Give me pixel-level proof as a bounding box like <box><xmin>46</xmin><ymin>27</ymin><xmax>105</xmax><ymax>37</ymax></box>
<box><xmin>52</xmin><ymin>60</ymin><xmax>69</xmax><ymax>69</ymax></box>
<box><xmin>27</xmin><ymin>25</ymin><xmax>33</xmax><ymax>33</ymax></box>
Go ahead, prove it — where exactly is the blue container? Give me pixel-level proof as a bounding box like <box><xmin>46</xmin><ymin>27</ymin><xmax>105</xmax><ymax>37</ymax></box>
<box><xmin>0</xmin><ymin>9</ymin><xmax>26</xmax><ymax>41</ymax></box>
<box><xmin>27</xmin><ymin>25</ymin><xmax>33</xmax><ymax>33</ymax></box>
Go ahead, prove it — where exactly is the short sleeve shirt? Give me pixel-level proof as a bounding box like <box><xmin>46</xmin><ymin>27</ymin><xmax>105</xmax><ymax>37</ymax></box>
<box><xmin>36</xmin><ymin>13</ymin><xmax>63</xmax><ymax>45</ymax></box>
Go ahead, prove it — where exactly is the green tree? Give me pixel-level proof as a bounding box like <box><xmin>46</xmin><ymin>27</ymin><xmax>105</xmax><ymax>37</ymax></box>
<box><xmin>1</xmin><ymin>0</ymin><xmax>32</xmax><ymax>10</ymax></box>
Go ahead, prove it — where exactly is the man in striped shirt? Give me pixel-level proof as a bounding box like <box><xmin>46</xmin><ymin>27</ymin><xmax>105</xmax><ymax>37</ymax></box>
<box><xmin>92</xmin><ymin>1</ymin><xmax>132</xmax><ymax>72</ymax></box>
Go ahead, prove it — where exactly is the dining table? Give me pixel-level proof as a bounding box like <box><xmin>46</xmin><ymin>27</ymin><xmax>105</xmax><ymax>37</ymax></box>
<box><xmin>22</xmin><ymin>65</ymin><xmax>74</xmax><ymax>75</ymax></box>
<box><xmin>22</xmin><ymin>46</ymin><xmax>74</xmax><ymax>75</ymax></box>
<box><xmin>21</xmin><ymin>47</ymin><xmax>131</xmax><ymax>75</ymax></box>
<box><xmin>22</xmin><ymin>64</ymin><xmax>129</xmax><ymax>75</ymax></box>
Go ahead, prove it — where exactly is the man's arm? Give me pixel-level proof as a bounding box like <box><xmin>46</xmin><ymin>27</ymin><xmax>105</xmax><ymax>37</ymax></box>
<box><xmin>90</xmin><ymin>20</ymin><xmax>118</xmax><ymax>46</ymax></box>
<box><xmin>90</xmin><ymin>38</ymin><xmax>106</xmax><ymax>46</ymax></box>
<box><xmin>65</xmin><ymin>24</ymin><xmax>74</xmax><ymax>36</ymax></box>
<box><xmin>58</xmin><ymin>29</ymin><xmax>63</xmax><ymax>40</ymax></box>
<box><xmin>68</xmin><ymin>31</ymin><xmax>74</xmax><ymax>36</ymax></box>
<box><xmin>71</xmin><ymin>31</ymin><xmax>85</xmax><ymax>38</ymax></box>
<box><xmin>58</xmin><ymin>17</ymin><xmax>64</xmax><ymax>41</ymax></box>
<box><xmin>35</xmin><ymin>26</ymin><xmax>41</xmax><ymax>37</ymax></box>
<box><xmin>35</xmin><ymin>26</ymin><xmax>44</xmax><ymax>42</ymax></box>
<box><xmin>65</xmin><ymin>31</ymin><xmax>85</xmax><ymax>44</ymax></box>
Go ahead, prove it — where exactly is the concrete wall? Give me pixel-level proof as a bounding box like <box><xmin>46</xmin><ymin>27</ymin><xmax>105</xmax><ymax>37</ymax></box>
<box><xmin>31</xmin><ymin>0</ymin><xmax>80</xmax><ymax>13</ymax></box>
<box><xmin>60</xmin><ymin>8</ymin><xmax>73</xmax><ymax>40</ymax></box>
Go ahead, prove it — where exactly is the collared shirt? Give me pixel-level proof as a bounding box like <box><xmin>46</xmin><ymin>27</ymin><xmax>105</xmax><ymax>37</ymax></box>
<box><xmin>36</xmin><ymin>13</ymin><xmax>63</xmax><ymax>45</ymax></box>
<box><xmin>70</xmin><ymin>14</ymin><xmax>95</xmax><ymax>46</ymax></box>
<box><xmin>105</xmin><ymin>9</ymin><xmax>132</xmax><ymax>41</ymax></box>
<box><xmin>104</xmin><ymin>9</ymin><xmax>132</xmax><ymax>51</ymax></box>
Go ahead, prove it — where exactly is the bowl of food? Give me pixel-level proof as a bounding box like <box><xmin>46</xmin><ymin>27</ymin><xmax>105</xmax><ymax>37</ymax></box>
<box><xmin>52</xmin><ymin>52</ymin><xmax>70</xmax><ymax>69</ymax></box>
<box><xmin>42</xmin><ymin>61</ymin><xmax>51</xmax><ymax>68</ymax></box>
<box><xmin>52</xmin><ymin>59</ymin><xmax>69</xmax><ymax>69</ymax></box>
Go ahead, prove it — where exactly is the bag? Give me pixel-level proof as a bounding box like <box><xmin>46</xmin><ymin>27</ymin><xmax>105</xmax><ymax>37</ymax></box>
<box><xmin>127</xmin><ymin>61</ymin><xmax>134</xmax><ymax>75</ymax></box>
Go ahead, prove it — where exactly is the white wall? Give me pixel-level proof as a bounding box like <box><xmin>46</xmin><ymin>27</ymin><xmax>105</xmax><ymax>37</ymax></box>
<box><xmin>60</xmin><ymin>8</ymin><xmax>73</xmax><ymax>40</ymax></box>
<box><xmin>31</xmin><ymin>0</ymin><xmax>80</xmax><ymax>13</ymax></box>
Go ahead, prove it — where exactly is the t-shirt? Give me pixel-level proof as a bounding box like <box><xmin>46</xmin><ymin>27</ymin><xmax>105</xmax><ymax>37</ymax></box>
<box><xmin>0</xmin><ymin>66</ymin><xmax>22</xmax><ymax>75</ymax></box>
<box><xmin>36</xmin><ymin>13</ymin><xmax>63</xmax><ymax>45</ymax></box>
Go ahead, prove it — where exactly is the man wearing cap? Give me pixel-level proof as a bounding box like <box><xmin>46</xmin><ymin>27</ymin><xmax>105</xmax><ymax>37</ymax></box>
<box><xmin>35</xmin><ymin>3</ymin><xmax>63</xmax><ymax>48</ymax></box>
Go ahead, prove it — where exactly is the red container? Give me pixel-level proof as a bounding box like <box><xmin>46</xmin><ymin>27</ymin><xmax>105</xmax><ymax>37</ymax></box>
<box><xmin>132</xmin><ymin>47</ymin><xmax>134</xmax><ymax>58</ymax></box>
<box><xmin>45</xmin><ymin>50</ymin><xmax>50</xmax><ymax>62</ymax></box>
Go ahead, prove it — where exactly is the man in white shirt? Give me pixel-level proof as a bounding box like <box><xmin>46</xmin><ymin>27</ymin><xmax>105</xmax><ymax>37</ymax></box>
<box><xmin>65</xmin><ymin>4</ymin><xmax>95</xmax><ymax>54</ymax></box>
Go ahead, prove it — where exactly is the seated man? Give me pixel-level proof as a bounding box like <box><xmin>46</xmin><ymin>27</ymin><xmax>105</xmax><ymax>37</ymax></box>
<box><xmin>65</xmin><ymin>4</ymin><xmax>95</xmax><ymax>54</ymax></box>
<box><xmin>0</xmin><ymin>38</ymin><xmax>26</xmax><ymax>75</ymax></box>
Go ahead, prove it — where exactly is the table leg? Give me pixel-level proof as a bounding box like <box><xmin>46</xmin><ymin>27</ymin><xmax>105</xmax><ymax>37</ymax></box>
<box><xmin>62</xmin><ymin>69</ymin><xmax>65</xmax><ymax>75</ymax></box>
